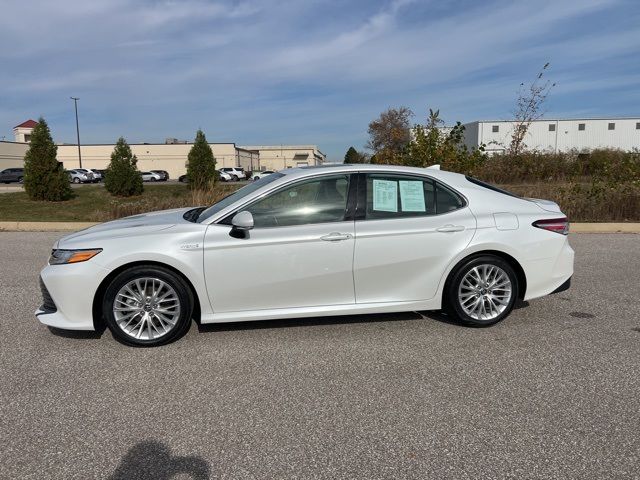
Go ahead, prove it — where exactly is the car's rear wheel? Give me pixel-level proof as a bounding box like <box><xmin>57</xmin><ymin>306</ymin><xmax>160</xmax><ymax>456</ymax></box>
<box><xmin>445</xmin><ymin>255</ymin><xmax>518</xmax><ymax>327</ymax></box>
<box><xmin>17</xmin><ymin>177</ymin><xmax>24</xmax><ymax>184</ymax></box>
<box><xmin>73</xmin><ymin>177</ymin><xmax>80</xmax><ymax>184</ymax></box>
<box><xmin>102</xmin><ymin>266</ymin><xmax>193</xmax><ymax>347</ymax></box>
<box><xmin>232</xmin><ymin>175</ymin><xmax>238</xmax><ymax>181</ymax></box>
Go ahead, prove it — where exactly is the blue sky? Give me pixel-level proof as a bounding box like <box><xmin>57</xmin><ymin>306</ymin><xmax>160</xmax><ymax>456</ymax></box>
<box><xmin>1</xmin><ymin>0</ymin><xmax>639</xmax><ymax>161</ymax></box>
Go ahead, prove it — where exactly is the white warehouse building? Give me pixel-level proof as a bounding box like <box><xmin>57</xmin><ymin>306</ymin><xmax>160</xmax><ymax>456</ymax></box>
<box><xmin>458</xmin><ymin>117</ymin><xmax>640</xmax><ymax>154</ymax></box>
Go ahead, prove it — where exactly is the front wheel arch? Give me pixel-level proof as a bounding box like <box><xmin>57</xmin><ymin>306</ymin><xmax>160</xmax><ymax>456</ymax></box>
<box><xmin>92</xmin><ymin>261</ymin><xmax>202</xmax><ymax>331</ymax></box>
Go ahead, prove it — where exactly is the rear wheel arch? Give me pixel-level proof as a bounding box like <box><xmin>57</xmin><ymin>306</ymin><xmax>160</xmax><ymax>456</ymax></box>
<box><xmin>443</xmin><ymin>250</ymin><xmax>527</xmax><ymax>303</ymax></box>
<box><xmin>92</xmin><ymin>260</ymin><xmax>202</xmax><ymax>330</ymax></box>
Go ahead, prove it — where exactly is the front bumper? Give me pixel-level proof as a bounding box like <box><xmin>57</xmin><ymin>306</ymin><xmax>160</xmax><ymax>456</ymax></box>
<box><xmin>35</xmin><ymin>261</ymin><xmax>111</xmax><ymax>331</ymax></box>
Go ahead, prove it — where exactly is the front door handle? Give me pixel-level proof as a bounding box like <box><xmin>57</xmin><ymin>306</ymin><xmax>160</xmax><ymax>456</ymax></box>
<box><xmin>320</xmin><ymin>232</ymin><xmax>352</xmax><ymax>242</ymax></box>
<box><xmin>436</xmin><ymin>224</ymin><xmax>465</xmax><ymax>233</ymax></box>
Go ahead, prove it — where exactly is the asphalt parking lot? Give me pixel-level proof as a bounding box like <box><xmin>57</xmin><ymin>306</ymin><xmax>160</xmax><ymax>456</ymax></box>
<box><xmin>1</xmin><ymin>233</ymin><xmax>639</xmax><ymax>479</ymax></box>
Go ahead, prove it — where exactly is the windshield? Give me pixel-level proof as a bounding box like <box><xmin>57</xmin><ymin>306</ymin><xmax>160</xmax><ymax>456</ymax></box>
<box><xmin>197</xmin><ymin>172</ymin><xmax>285</xmax><ymax>223</ymax></box>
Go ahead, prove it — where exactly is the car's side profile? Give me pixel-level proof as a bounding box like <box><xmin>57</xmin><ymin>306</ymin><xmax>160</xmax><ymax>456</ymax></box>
<box><xmin>140</xmin><ymin>171</ymin><xmax>162</xmax><ymax>182</ymax></box>
<box><xmin>252</xmin><ymin>170</ymin><xmax>275</xmax><ymax>181</ymax></box>
<box><xmin>68</xmin><ymin>169</ymin><xmax>94</xmax><ymax>183</ymax></box>
<box><xmin>36</xmin><ymin>165</ymin><xmax>574</xmax><ymax>347</ymax></box>
<box><xmin>0</xmin><ymin>167</ymin><xmax>24</xmax><ymax>183</ymax></box>
<box><xmin>219</xmin><ymin>167</ymin><xmax>246</xmax><ymax>181</ymax></box>
<box><xmin>150</xmin><ymin>170</ymin><xmax>169</xmax><ymax>181</ymax></box>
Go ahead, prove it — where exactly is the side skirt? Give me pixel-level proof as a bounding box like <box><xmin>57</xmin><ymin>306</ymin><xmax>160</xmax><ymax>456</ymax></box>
<box><xmin>200</xmin><ymin>298</ymin><xmax>442</xmax><ymax>324</ymax></box>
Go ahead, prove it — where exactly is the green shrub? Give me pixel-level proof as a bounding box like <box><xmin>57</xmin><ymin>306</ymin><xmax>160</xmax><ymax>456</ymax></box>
<box><xmin>186</xmin><ymin>130</ymin><xmax>217</xmax><ymax>190</ymax></box>
<box><xmin>104</xmin><ymin>137</ymin><xmax>143</xmax><ymax>197</ymax></box>
<box><xmin>23</xmin><ymin>117</ymin><xmax>73</xmax><ymax>201</ymax></box>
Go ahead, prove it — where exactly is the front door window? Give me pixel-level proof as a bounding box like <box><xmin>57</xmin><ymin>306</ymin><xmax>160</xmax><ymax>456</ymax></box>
<box><xmin>242</xmin><ymin>174</ymin><xmax>350</xmax><ymax>227</ymax></box>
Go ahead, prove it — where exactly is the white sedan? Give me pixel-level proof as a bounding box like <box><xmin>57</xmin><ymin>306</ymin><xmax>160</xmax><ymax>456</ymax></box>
<box><xmin>252</xmin><ymin>170</ymin><xmax>275</xmax><ymax>181</ymax></box>
<box><xmin>36</xmin><ymin>164</ymin><xmax>574</xmax><ymax>347</ymax></box>
<box><xmin>140</xmin><ymin>171</ymin><xmax>162</xmax><ymax>182</ymax></box>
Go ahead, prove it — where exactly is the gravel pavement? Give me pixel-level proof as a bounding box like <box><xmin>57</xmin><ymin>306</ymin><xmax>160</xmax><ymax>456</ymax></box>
<box><xmin>1</xmin><ymin>232</ymin><xmax>639</xmax><ymax>479</ymax></box>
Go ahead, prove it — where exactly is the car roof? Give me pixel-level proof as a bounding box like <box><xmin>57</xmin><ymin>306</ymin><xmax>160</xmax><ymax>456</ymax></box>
<box><xmin>280</xmin><ymin>164</ymin><xmax>468</xmax><ymax>187</ymax></box>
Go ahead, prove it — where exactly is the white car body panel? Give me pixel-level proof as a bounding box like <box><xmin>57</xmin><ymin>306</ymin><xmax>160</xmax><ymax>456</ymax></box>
<box><xmin>353</xmin><ymin>207</ymin><xmax>476</xmax><ymax>303</ymax></box>
<box><xmin>141</xmin><ymin>172</ymin><xmax>162</xmax><ymax>181</ymax></box>
<box><xmin>36</xmin><ymin>164</ymin><xmax>574</xmax><ymax>332</ymax></box>
<box><xmin>203</xmin><ymin>221</ymin><xmax>355</xmax><ymax>313</ymax></box>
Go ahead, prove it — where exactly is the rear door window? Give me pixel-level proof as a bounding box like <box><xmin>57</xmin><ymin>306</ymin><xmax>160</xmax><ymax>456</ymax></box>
<box><xmin>364</xmin><ymin>173</ymin><xmax>464</xmax><ymax>219</ymax></box>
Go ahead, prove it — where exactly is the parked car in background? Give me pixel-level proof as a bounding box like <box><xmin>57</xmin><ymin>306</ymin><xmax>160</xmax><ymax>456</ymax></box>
<box><xmin>150</xmin><ymin>170</ymin><xmax>169</xmax><ymax>181</ymax></box>
<box><xmin>252</xmin><ymin>170</ymin><xmax>275</xmax><ymax>181</ymax></box>
<box><xmin>218</xmin><ymin>171</ymin><xmax>232</xmax><ymax>182</ymax></box>
<box><xmin>68</xmin><ymin>169</ymin><xmax>94</xmax><ymax>184</ymax></box>
<box><xmin>0</xmin><ymin>167</ymin><xmax>24</xmax><ymax>183</ymax></box>
<box><xmin>219</xmin><ymin>167</ymin><xmax>246</xmax><ymax>181</ymax></box>
<box><xmin>72</xmin><ymin>168</ymin><xmax>99</xmax><ymax>183</ymax></box>
<box><xmin>88</xmin><ymin>169</ymin><xmax>103</xmax><ymax>182</ymax></box>
<box><xmin>36</xmin><ymin>164</ymin><xmax>574</xmax><ymax>347</ymax></box>
<box><xmin>140</xmin><ymin>171</ymin><xmax>162</xmax><ymax>182</ymax></box>
<box><xmin>178</xmin><ymin>174</ymin><xmax>188</xmax><ymax>183</ymax></box>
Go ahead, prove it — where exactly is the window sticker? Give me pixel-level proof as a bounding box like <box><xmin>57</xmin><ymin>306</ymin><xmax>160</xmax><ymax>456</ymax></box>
<box><xmin>373</xmin><ymin>179</ymin><xmax>398</xmax><ymax>212</ymax></box>
<box><xmin>399</xmin><ymin>181</ymin><xmax>426</xmax><ymax>212</ymax></box>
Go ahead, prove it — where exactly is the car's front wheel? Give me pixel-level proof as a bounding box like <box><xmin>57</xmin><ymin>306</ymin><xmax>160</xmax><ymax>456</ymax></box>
<box><xmin>445</xmin><ymin>255</ymin><xmax>518</xmax><ymax>327</ymax></box>
<box><xmin>102</xmin><ymin>266</ymin><xmax>193</xmax><ymax>347</ymax></box>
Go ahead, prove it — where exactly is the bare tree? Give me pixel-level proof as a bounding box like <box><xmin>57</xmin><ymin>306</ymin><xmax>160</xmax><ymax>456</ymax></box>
<box><xmin>509</xmin><ymin>63</ymin><xmax>556</xmax><ymax>155</ymax></box>
<box><xmin>366</xmin><ymin>106</ymin><xmax>414</xmax><ymax>164</ymax></box>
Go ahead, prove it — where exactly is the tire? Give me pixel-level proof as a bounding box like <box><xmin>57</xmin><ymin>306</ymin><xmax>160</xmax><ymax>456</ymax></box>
<box><xmin>150</xmin><ymin>177</ymin><xmax>156</xmax><ymax>182</ymax></box>
<box><xmin>444</xmin><ymin>255</ymin><xmax>518</xmax><ymax>327</ymax></box>
<box><xmin>102</xmin><ymin>265</ymin><xmax>194</xmax><ymax>347</ymax></box>
<box><xmin>232</xmin><ymin>175</ymin><xmax>238</xmax><ymax>181</ymax></box>
<box><xmin>73</xmin><ymin>177</ymin><xmax>80</xmax><ymax>184</ymax></box>
<box><xmin>18</xmin><ymin>177</ymin><xmax>24</xmax><ymax>184</ymax></box>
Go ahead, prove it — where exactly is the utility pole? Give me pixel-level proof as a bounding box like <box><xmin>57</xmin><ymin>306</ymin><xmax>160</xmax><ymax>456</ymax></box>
<box><xmin>70</xmin><ymin>97</ymin><xmax>82</xmax><ymax>168</ymax></box>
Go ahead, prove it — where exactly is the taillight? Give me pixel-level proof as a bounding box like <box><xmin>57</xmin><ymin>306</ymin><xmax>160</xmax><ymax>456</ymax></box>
<box><xmin>532</xmin><ymin>217</ymin><xmax>569</xmax><ymax>235</ymax></box>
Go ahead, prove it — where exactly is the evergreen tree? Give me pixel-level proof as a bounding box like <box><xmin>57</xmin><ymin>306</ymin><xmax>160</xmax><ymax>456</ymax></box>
<box><xmin>344</xmin><ymin>146</ymin><xmax>367</xmax><ymax>164</ymax></box>
<box><xmin>104</xmin><ymin>137</ymin><xmax>143</xmax><ymax>197</ymax></box>
<box><xmin>186</xmin><ymin>129</ymin><xmax>217</xmax><ymax>190</ymax></box>
<box><xmin>344</xmin><ymin>146</ymin><xmax>358</xmax><ymax>163</ymax></box>
<box><xmin>23</xmin><ymin>117</ymin><xmax>73</xmax><ymax>201</ymax></box>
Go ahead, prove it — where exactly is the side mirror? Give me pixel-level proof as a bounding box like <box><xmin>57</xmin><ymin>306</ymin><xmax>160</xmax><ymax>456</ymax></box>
<box><xmin>231</xmin><ymin>211</ymin><xmax>254</xmax><ymax>231</ymax></box>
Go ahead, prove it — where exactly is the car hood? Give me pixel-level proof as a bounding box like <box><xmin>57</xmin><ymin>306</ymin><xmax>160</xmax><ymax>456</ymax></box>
<box><xmin>58</xmin><ymin>207</ymin><xmax>194</xmax><ymax>248</ymax></box>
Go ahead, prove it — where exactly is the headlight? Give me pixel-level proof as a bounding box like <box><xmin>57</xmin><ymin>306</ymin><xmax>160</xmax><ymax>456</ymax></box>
<box><xmin>49</xmin><ymin>249</ymin><xmax>102</xmax><ymax>265</ymax></box>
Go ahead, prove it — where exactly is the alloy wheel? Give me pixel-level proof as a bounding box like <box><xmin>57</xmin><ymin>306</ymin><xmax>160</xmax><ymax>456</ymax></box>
<box><xmin>113</xmin><ymin>277</ymin><xmax>181</xmax><ymax>340</ymax></box>
<box><xmin>457</xmin><ymin>264</ymin><xmax>512</xmax><ymax>321</ymax></box>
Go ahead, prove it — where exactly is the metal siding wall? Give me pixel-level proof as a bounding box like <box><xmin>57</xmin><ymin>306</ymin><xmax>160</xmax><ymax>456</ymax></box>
<box><xmin>475</xmin><ymin>119</ymin><xmax>640</xmax><ymax>153</ymax></box>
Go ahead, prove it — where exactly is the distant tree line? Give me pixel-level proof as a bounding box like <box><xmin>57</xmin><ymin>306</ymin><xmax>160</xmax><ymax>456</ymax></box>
<box><xmin>346</xmin><ymin>64</ymin><xmax>558</xmax><ymax>173</ymax></box>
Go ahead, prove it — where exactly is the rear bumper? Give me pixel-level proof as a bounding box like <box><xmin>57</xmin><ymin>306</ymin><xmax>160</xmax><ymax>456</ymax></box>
<box><xmin>551</xmin><ymin>276</ymin><xmax>571</xmax><ymax>294</ymax></box>
<box><xmin>523</xmin><ymin>238</ymin><xmax>574</xmax><ymax>301</ymax></box>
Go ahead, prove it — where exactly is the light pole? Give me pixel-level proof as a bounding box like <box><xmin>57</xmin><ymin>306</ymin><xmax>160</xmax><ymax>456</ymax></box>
<box><xmin>70</xmin><ymin>97</ymin><xmax>82</xmax><ymax>168</ymax></box>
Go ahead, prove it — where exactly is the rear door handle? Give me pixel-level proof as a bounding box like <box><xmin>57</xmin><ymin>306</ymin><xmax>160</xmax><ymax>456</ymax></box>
<box><xmin>436</xmin><ymin>224</ymin><xmax>465</xmax><ymax>233</ymax></box>
<box><xmin>320</xmin><ymin>232</ymin><xmax>352</xmax><ymax>242</ymax></box>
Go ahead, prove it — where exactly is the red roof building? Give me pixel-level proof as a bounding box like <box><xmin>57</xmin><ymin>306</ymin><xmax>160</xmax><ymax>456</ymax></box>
<box><xmin>14</xmin><ymin>119</ymin><xmax>39</xmax><ymax>129</ymax></box>
<box><xmin>13</xmin><ymin>119</ymin><xmax>38</xmax><ymax>142</ymax></box>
